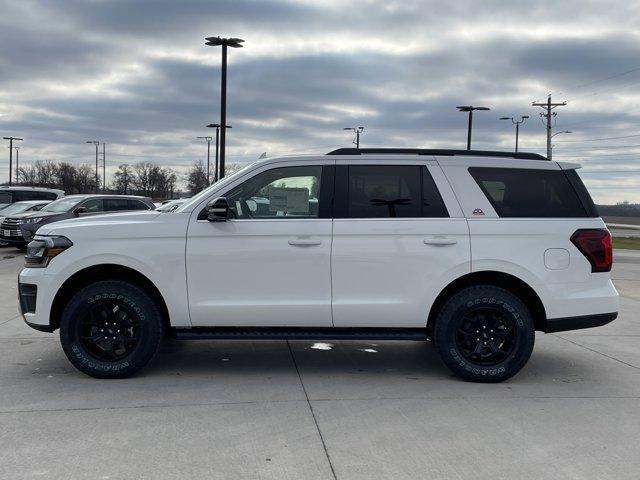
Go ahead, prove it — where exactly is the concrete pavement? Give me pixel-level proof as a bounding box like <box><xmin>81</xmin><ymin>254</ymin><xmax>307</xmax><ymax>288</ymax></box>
<box><xmin>1</xmin><ymin>248</ymin><xmax>639</xmax><ymax>479</ymax></box>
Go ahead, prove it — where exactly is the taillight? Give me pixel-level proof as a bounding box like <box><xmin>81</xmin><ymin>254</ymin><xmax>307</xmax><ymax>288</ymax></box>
<box><xmin>570</xmin><ymin>229</ymin><xmax>613</xmax><ymax>273</ymax></box>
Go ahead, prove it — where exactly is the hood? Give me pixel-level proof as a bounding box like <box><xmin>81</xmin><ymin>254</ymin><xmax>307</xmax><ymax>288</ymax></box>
<box><xmin>38</xmin><ymin>211</ymin><xmax>163</xmax><ymax>236</ymax></box>
<box><xmin>2</xmin><ymin>211</ymin><xmax>63</xmax><ymax>221</ymax></box>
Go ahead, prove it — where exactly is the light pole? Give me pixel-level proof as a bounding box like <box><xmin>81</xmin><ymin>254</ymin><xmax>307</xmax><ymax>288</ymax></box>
<box><xmin>3</xmin><ymin>136</ymin><xmax>22</xmax><ymax>186</ymax></box>
<box><xmin>343</xmin><ymin>127</ymin><xmax>364</xmax><ymax>149</ymax></box>
<box><xmin>550</xmin><ymin>130</ymin><xmax>572</xmax><ymax>158</ymax></box>
<box><xmin>13</xmin><ymin>146</ymin><xmax>20</xmax><ymax>184</ymax></box>
<box><xmin>206</xmin><ymin>123</ymin><xmax>232</xmax><ymax>182</ymax></box>
<box><xmin>499</xmin><ymin>116</ymin><xmax>529</xmax><ymax>152</ymax></box>
<box><xmin>196</xmin><ymin>136</ymin><xmax>213</xmax><ymax>184</ymax></box>
<box><xmin>86</xmin><ymin>141</ymin><xmax>100</xmax><ymax>193</ymax></box>
<box><xmin>102</xmin><ymin>143</ymin><xmax>106</xmax><ymax>193</ymax></box>
<box><xmin>205</xmin><ymin>36</ymin><xmax>244</xmax><ymax>179</ymax></box>
<box><xmin>456</xmin><ymin>106</ymin><xmax>490</xmax><ymax>150</ymax></box>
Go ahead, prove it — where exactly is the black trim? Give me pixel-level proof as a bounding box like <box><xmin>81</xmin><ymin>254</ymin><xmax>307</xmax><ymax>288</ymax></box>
<box><xmin>18</xmin><ymin>283</ymin><xmax>37</xmax><ymax>314</ymax></box>
<box><xmin>24</xmin><ymin>319</ymin><xmax>55</xmax><ymax>333</ymax></box>
<box><xmin>327</xmin><ymin>148</ymin><xmax>548</xmax><ymax>160</ymax></box>
<box><xmin>0</xmin><ymin>237</ymin><xmax>27</xmax><ymax>246</ymax></box>
<box><xmin>318</xmin><ymin>165</ymin><xmax>335</xmax><ymax>219</ymax></box>
<box><xmin>171</xmin><ymin>326</ymin><xmax>427</xmax><ymax>341</ymax></box>
<box><xmin>544</xmin><ymin>312</ymin><xmax>617</xmax><ymax>333</ymax></box>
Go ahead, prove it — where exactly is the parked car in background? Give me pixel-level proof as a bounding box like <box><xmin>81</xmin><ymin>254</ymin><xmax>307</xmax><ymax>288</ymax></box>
<box><xmin>1</xmin><ymin>194</ymin><xmax>155</xmax><ymax>248</ymax></box>
<box><xmin>0</xmin><ymin>187</ymin><xmax>64</xmax><ymax>210</ymax></box>
<box><xmin>16</xmin><ymin>148</ymin><xmax>618</xmax><ymax>382</ymax></box>
<box><xmin>0</xmin><ymin>200</ymin><xmax>51</xmax><ymax>247</ymax></box>
<box><xmin>156</xmin><ymin>198</ymin><xmax>189</xmax><ymax>212</ymax></box>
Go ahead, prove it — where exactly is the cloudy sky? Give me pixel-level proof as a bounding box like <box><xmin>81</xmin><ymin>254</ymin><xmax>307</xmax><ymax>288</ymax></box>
<box><xmin>1</xmin><ymin>0</ymin><xmax>640</xmax><ymax>203</ymax></box>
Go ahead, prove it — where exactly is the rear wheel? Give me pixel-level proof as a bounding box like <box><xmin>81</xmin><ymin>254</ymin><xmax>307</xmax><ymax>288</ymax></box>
<box><xmin>59</xmin><ymin>280</ymin><xmax>164</xmax><ymax>378</ymax></box>
<box><xmin>433</xmin><ymin>285</ymin><xmax>535</xmax><ymax>382</ymax></box>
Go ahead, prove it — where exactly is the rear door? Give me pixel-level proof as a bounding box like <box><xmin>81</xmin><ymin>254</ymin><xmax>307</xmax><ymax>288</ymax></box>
<box><xmin>331</xmin><ymin>159</ymin><xmax>471</xmax><ymax>328</ymax></box>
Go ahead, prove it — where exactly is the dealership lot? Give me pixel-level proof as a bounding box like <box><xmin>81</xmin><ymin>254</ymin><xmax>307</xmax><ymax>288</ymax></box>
<box><xmin>1</xmin><ymin>249</ymin><xmax>639</xmax><ymax>480</ymax></box>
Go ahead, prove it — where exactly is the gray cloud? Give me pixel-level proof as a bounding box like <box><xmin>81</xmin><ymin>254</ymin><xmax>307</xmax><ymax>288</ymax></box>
<box><xmin>1</xmin><ymin>0</ymin><xmax>639</xmax><ymax>202</ymax></box>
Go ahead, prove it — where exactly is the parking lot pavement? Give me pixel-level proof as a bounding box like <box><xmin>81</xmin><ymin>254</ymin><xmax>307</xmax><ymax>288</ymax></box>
<box><xmin>1</xmin><ymin>248</ymin><xmax>640</xmax><ymax>480</ymax></box>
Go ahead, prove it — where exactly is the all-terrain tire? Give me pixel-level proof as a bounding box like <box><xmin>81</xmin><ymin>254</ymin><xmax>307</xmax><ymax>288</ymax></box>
<box><xmin>433</xmin><ymin>285</ymin><xmax>535</xmax><ymax>382</ymax></box>
<box><xmin>59</xmin><ymin>280</ymin><xmax>164</xmax><ymax>378</ymax></box>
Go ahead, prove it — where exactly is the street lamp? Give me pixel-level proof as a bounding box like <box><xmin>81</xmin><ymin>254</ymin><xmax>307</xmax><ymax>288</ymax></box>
<box><xmin>13</xmin><ymin>146</ymin><xmax>20</xmax><ymax>184</ymax></box>
<box><xmin>343</xmin><ymin>127</ymin><xmax>364</xmax><ymax>149</ymax></box>
<box><xmin>550</xmin><ymin>130</ymin><xmax>572</xmax><ymax>158</ymax></box>
<box><xmin>3</xmin><ymin>136</ymin><xmax>22</xmax><ymax>186</ymax></box>
<box><xmin>499</xmin><ymin>116</ymin><xmax>529</xmax><ymax>152</ymax></box>
<box><xmin>196</xmin><ymin>136</ymin><xmax>213</xmax><ymax>185</ymax></box>
<box><xmin>86</xmin><ymin>141</ymin><xmax>100</xmax><ymax>193</ymax></box>
<box><xmin>206</xmin><ymin>123</ymin><xmax>232</xmax><ymax>182</ymax></box>
<box><xmin>205</xmin><ymin>36</ymin><xmax>244</xmax><ymax>179</ymax></box>
<box><xmin>456</xmin><ymin>106</ymin><xmax>490</xmax><ymax>150</ymax></box>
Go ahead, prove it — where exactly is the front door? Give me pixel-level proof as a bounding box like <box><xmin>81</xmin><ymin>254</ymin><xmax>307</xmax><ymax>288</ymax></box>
<box><xmin>186</xmin><ymin>161</ymin><xmax>335</xmax><ymax>327</ymax></box>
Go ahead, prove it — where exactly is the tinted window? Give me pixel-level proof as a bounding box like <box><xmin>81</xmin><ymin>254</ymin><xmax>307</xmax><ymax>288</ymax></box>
<box><xmin>127</xmin><ymin>200</ymin><xmax>151</xmax><ymax>210</ymax></box>
<box><xmin>346</xmin><ymin>165</ymin><xmax>446</xmax><ymax>218</ymax></box>
<box><xmin>226</xmin><ymin>166</ymin><xmax>322</xmax><ymax>219</ymax></box>
<box><xmin>422</xmin><ymin>167</ymin><xmax>448</xmax><ymax>217</ymax></box>
<box><xmin>0</xmin><ymin>192</ymin><xmax>13</xmax><ymax>205</ymax></box>
<box><xmin>81</xmin><ymin>198</ymin><xmax>103</xmax><ymax>212</ymax></box>
<box><xmin>469</xmin><ymin>167</ymin><xmax>588</xmax><ymax>218</ymax></box>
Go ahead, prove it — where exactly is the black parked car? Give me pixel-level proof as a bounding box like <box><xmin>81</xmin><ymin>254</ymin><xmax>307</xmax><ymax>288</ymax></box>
<box><xmin>0</xmin><ymin>194</ymin><xmax>155</xmax><ymax>248</ymax></box>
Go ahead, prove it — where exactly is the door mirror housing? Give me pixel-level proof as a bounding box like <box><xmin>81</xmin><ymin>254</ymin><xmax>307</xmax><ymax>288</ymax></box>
<box><xmin>206</xmin><ymin>197</ymin><xmax>230</xmax><ymax>222</ymax></box>
<box><xmin>73</xmin><ymin>206</ymin><xmax>87</xmax><ymax>216</ymax></box>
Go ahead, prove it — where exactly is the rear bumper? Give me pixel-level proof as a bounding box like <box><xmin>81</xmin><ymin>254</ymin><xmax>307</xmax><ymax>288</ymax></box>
<box><xmin>544</xmin><ymin>312</ymin><xmax>618</xmax><ymax>333</ymax></box>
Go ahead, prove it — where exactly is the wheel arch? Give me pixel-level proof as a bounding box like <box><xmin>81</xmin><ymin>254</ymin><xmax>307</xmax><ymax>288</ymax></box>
<box><xmin>426</xmin><ymin>271</ymin><xmax>547</xmax><ymax>335</ymax></box>
<box><xmin>50</xmin><ymin>264</ymin><xmax>171</xmax><ymax>332</ymax></box>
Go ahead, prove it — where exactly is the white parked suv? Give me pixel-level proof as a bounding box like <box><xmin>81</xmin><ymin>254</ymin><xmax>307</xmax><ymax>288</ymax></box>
<box><xmin>18</xmin><ymin>148</ymin><xmax>618</xmax><ymax>382</ymax></box>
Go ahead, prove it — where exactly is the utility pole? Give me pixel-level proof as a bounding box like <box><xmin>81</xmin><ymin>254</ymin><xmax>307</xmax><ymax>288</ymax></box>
<box><xmin>205</xmin><ymin>36</ymin><xmax>244</xmax><ymax>179</ymax></box>
<box><xmin>500</xmin><ymin>116</ymin><xmax>529</xmax><ymax>152</ymax></box>
<box><xmin>343</xmin><ymin>127</ymin><xmax>364</xmax><ymax>148</ymax></box>
<box><xmin>13</xmin><ymin>147</ymin><xmax>20</xmax><ymax>184</ymax></box>
<box><xmin>532</xmin><ymin>95</ymin><xmax>566</xmax><ymax>160</ymax></box>
<box><xmin>3</xmin><ymin>136</ymin><xmax>22</xmax><ymax>186</ymax></box>
<box><xmin>86</xmin><ymin>141</ymin><xmax>100</xmax><ymax>193</ymax></box>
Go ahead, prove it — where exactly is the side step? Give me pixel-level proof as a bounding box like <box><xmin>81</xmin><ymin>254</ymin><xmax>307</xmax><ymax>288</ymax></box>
<box><xmin>171</xmin><ymin>327</ymin><xmax>428</xmax><ymax>341</ymax></box>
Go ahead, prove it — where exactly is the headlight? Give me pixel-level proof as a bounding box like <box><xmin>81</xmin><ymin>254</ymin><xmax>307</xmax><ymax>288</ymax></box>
<box><xmin>24</xmin><ymin>217</ymin><xmax>44</xmax><ymax>224</ymax></box>
<box><xmin>25</xmin><ymin>235</ymin><xmax>73</xmax><ymax>268</ymax></box>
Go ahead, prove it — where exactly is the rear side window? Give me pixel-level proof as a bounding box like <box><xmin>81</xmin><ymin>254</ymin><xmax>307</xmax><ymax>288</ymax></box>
<box><xmin>469</xmin><ymin>167</ymin><xmax>590</xmax><ymax>218</ymax></box>
<box><xmin>127</xmin><ymin>200</ymin><xmax>151</xmax><ymax>210</ymax></box>
<box><xmin>343</xmin><ymin>165</ymin><xmax>448</xmax><ymax>218</ymax></box>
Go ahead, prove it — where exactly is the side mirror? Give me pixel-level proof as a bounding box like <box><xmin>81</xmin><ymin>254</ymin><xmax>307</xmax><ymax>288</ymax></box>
<box><xmin>73</xmin><ymin>206</ymin><xmax>87</xmax><ymax>216</ymax></box>
<box><xmin>206</xmin><ymin>197</ymin><xmax>230</xmax><ymax>222</ymax></box>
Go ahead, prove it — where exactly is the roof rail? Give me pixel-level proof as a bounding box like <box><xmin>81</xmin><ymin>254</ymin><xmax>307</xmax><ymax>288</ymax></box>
<box><xmin>326</xmin><ymin>148</ymin><xmax>548</xmax><ymax>161</ymax></box>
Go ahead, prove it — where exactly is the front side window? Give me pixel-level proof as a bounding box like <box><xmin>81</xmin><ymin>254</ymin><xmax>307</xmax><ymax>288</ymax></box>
<box><xmin>127</xmin><ymin>200</ymin><xmax>151</xmax><ymax>210</ymax></box>
<box><xmin>81</xmin><ymin>198</ymin><xmax>103</xmax><ymax>212</ymax></box>
<box><xmin>469</xmin><ymin>167</ymin><xmax>589</xmax><ymax>218</ymax></box>
<box><xmin>225</xmin><ymin>166</ymin><xmax>322</xmax><ymax>219</ymax></box>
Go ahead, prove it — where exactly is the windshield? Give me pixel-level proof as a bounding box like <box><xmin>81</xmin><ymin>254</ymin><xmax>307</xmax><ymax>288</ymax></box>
<box><xmin>0</xmin><ymin>202</ymin><xmax>38</xmax><ymax>216</ymax></box>
<box><xmin>42</xmin><ymin>196</ymin><xmax>87</xmax><ymax>213</ymax></box>
<box><xmin>176</xmin><ymin>162</ymin><xmax>256</xmax><ymax>212</ymax></box>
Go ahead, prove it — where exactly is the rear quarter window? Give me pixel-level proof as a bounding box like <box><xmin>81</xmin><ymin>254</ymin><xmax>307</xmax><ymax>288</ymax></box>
<box><xmin>469</xmin><ymin>167</ymin><xmax>593</xmax><ymax>218</ymax></box>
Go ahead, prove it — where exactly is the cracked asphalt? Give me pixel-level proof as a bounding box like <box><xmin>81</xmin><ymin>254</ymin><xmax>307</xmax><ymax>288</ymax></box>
<box><xmin>1</xmin><ymin>248</ymin><xmax>639</xmax><ymax>480</ymax></box>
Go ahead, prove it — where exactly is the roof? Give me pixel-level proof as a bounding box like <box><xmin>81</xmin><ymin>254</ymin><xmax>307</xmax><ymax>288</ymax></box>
<box><xmin>326</xmin><ymin>148</ymin><xmax>548</xmax><ymax>161</ymax></box>
<box><xmin>0</xmin><ymin>186</ymin><xmax>65</xmax><ymax>193</ymax></box>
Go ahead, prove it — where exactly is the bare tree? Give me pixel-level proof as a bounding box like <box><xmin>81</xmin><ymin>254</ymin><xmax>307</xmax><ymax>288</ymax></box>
<box><xmin>186</xmin><ymin>160</ymin><xmax>208</xmax><ymax>195</ymax></box>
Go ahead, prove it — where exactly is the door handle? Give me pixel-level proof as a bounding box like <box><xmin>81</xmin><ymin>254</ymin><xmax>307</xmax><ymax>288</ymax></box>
<box><xmin>288</xmin><ymin>238</ymin><xmax>322</xmax><ymax>246</ymax></box>
<box><xmin>423</xmin><ymin>237</ymin><xmax>457</xmax><ymax>246</ymax></box>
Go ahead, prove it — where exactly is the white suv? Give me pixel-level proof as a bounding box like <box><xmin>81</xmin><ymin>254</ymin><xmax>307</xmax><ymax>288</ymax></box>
<box><xmin>18</xmin><ymin>148</ymin><xmax>618</xmax><ymax>382</ymax></box>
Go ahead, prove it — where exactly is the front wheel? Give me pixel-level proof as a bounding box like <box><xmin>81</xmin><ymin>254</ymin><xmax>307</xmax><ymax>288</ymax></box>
<box><xmin>60</xmin><ymin>280</ymin><xmax>164</xmax><ymax>378</ymax></box>
<box><xmin>433</xmin><ymin>285</ymin><xmax>535</xmax><ymax>382</ymax></box>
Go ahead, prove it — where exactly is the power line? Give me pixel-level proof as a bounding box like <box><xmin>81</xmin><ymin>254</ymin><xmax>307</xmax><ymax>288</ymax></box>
<box><xmin>557</xmin><ymin>133</ymin><xmax>640</xmax><ymax>143</ymax></box>
<box><xmin>552</xmin><ymin>64</ymin><xmax>640</xmax><ymax>97</ymax></box>
<box><xmin>532</xmin><ymin>95</ymin><xmax>566</xmax><ymax>160</ymax></box>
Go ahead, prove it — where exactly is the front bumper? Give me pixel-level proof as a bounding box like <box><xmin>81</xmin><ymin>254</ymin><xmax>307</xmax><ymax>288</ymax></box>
<box><xmin>0</xmin><ymin>225</ymin><xmax>36</xmax><ymax>245</ymax></box>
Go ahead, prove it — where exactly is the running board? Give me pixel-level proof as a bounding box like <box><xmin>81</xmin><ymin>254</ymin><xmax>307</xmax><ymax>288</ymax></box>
<box><xmin>171</xmin><ymin>327</ymin><xmax>427</xmax><ymax>341</ymax></box>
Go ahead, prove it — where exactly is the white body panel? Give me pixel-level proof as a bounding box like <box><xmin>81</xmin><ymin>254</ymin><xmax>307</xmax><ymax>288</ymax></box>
<box><xmin>20</xmin><ymin>153</ymin><xmax>618</xmax><ymax>333</ymax></box>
